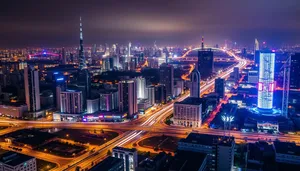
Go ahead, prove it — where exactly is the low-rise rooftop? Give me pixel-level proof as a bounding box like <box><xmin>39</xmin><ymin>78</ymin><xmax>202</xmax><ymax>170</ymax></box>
<box><xmin>169</xmin><ymin>150</ymin><xmax>207</xmax><ymax>171</ymax></box>
<box><xmin>179</xmin><ymin>133</ymin><xmax>235</xmax><ymax>147</ymax></box>
<box><xmin>0</xmin><ymin>151</ymin><xmax>34</xmax><ymax>166</ymax></box>
<box><xmin>175</xmin><ymin>97</ymin><xmax>204</xmax><ymax>105</ymax></box>
<box><xmin>274</xmin><ymin>141</ymin><xmax>300</xmax><ymax>156</ymax></box>
<box><xmin>90</xmin><ymin>156</ymin><xmax>123</xmax><ymax>171</ymax></box>
<box><xmin>113</xmin><ymin>146</ymin><xmax>137</xmax><ymax>153</ymax></box>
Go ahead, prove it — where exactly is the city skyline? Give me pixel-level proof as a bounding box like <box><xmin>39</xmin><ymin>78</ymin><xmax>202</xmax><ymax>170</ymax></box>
<box><xmin>1</xmin><ymin>0</ymin><xmax>300</xmax><ymax>48</ymax></box>
<box><xmin>1</xmin><ymin>1</ymin><xmax>300</xmax><ymax>171</ymax></box>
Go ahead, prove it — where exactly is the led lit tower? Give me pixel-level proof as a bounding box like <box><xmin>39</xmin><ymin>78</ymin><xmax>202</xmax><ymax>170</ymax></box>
<box><xmin>257</xmin><ymin>51</ymin><xmax>275</xmax><ymax>111</ymax></box>
<box><xmin>79</xmin><ymin>16</ymin><xmax>85</xmax><ymax>70</ymax></box>
<box><xmin>190</xmin><ymin>68</ymin><xmax>201</xmax><ymax>98</ymax></box>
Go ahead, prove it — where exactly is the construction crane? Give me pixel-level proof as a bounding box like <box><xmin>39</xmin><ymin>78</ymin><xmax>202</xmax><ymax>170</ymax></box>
<box><xmin>281</xmin><ymin>55</ymin><xmax>291</xmax><ymax>118</ymax></box>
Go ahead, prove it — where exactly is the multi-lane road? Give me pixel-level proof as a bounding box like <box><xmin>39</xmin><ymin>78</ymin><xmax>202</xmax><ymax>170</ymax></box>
<box><xmin>0</xmin><ymin>48</ymin><xmax>254</xmax><ymax>170</ymax></box>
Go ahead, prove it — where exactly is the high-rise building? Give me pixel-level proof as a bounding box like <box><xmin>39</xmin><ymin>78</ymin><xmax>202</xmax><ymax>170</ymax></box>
<box><xmin>112</xmin><ymin>147</ymin><xmax>138</xmax><ymax>171</ymax></box>
<box><xmin>92</xmin><ymin>44</ymin><xmax>97</xmax><ymax>56</ymax></box>
<box><xmin>60</xmin><ymin>90</ymin><xmax>83</xmax><ymax>114</ymax></box>
<box><xmin>146</xmin><ymin>86</ymin><xmax>155</xmax><ymax>106</ymax></box>
<box><xmin>99</xmin><ymin>90</ymin><xmax>118</xmax><ymax>111</ymax></box>
<box><xmin>248</xmin><ymin>70</ymin><xmax>259</xmax><ymax>84</ymax></box>
<box><xmin>159</xmin><ymin>63</ymin><xmax>174</xmax><ymax>98</ymax></box>
<box><xmin>201</xmin><ymin>36</ymin><xmax>204</xmax><ymax>49</ymax></box>
<box><xmin>233</xmin><ymin>67</ymin><xmax>239</xmax><ymax>83</ymax></box>
<box><xmin>197</xmin><ymin>49</ymin><xmax>214</xmax><ymax>79</ymax></box>
<box><xmin>257</xmin><ymin>51</ymin><xmax>275</xmax><ymax>111</ymax></box>
<box><xmin>87</xmin><ymin>98</ymin><xmax>99</xmax><ymax>114</ymax></box>
<box><xmin>255</xmin><ymin>39</ymin><xmax>260</xmax><ymax>51</ymax></box>
<box><xmin>154</xmin><ymin>84</ymin><xmax>167</xmax><ymax>104</ymax></box>
<box><xmin>190</xmin><ymin>68</ymin><xmax>201</xmax><ymax>98</ymax></box>
<box><xmin>254</xmin><ymin>39</ymin><xmax>260</xmax><ymax>65</ymax></box>
<box><xmin>24</xmin><ymin>65</ymin><xmax>40</xmax><ymax>112</ymax></box>
<box><xmin>77</xmin><ymin>17</ymin><xmax>91</xmax><ymax>101</ymax></box>
<box><xmin>290</xmin><ymin>53</ymin><xmax>300</xmax><ymax>89</ymax></box>
<box><xmin>54</xmin><ymin>74</ymin><xmax>66</xmax><ymax>110</ymax></box>
<box><xmin>128</xmin><ymin>42</ymin><xmax>131</xmax><ymax>57</ymax></box>
<box><xmin>136</xmin><ymin>76</ymin><xmax>146</xmax><ymax>99</ymax></box>
<box><xmin>79</xmin><ymin>17</ymin><xmax>86</xmax><ymax>70</ymax></box>
<box><xmin>78</xmin><ymin>69</ymin><xmax>91</xmax><ymax>100</ymax></box>
<box><xmin>61</xmin><ymin>47</ymin><xmax>66</xmax><ymax>65</ymax></box>
<box><xmin>118</xmin><ymin>79</ymin><xmax>138</xmax><ymax>118</ymax></box>
<box><xmin>215</xmin><ymin>78</ymin><xmax>225</xmax><ymax>98</ymax></box>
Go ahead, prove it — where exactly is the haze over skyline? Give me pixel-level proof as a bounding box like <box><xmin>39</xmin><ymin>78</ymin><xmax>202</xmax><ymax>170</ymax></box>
<box><xmin>1</xmin><ymin>0</ymin><xmax>300</xmax><ymax>48</ymax></box>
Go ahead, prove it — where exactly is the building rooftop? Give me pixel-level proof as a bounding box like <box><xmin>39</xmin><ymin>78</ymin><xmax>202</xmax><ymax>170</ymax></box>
<box><xmin>113</xmin><ymin>146</ymin><xmax>137</xmax><ymax>153</ymax></box>
<box><xmin>98</xmin><ymin>89</ymin><xmax>118</xmax><ymax>94</ymax></box>
<box><xmin>248</xmin><ymin>141</ymin><xmax>274</xmax><ymax>163</ymax></box>
<box><xmin>0</xmin><ymin>102</ymin><xmax>27</xmax><ymax>107</ymax></box>
<box><xmin>179</xmin><ymin>133</ymin><xmax>235</xmax><ymax>147</ymax></box>
<box><xmin>0</xmin><ymin>151</ymin><xmax>34</xmax><ymax>166</ymax></box>
<box><xmin>175</xmin><ymin>97</ymin><xmax>204</xmax><ymax>105</ymax></box>
<box><xmin>169</xmin><ymin>150</ymin><xmax>207</xmax><ymax>171</ymax></box>
<box><xmin>274</xmin><ymin>141</ymin><xmax>300</xmax><ymax>156</ymax></box>
<box><xmin>89</xmin><ymin>156</ymin><xmax>123</xmax><ymax>171</ymax></box>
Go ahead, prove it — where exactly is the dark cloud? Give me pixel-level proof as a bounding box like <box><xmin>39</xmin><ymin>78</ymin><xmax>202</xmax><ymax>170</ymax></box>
<box><xmin>1</xmin><ymin>0</ymin><xmax>299</xmax><ymax>48</ymax></box>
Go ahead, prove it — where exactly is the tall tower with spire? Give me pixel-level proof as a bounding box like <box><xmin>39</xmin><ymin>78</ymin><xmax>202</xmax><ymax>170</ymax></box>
<box><xmin>190</xmin><ymin>68</ymin><xmax>201</xmax><ymax>98</ymax></box>
<box><xmin>79</xmin><ymin>16</ymin><xmax>85</xmax><ymax>70</ymax></box>
<box><xmin>77</xmin><ymin>16</ymin><xmax>91</xmax><ymax>104</ymax></box>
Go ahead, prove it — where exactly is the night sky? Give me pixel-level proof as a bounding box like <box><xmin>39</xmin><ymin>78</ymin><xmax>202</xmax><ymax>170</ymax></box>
<box><xmin>1</xmin><ymin>0</ymin><xmax>300</xmax><ymax>48</ymax></box>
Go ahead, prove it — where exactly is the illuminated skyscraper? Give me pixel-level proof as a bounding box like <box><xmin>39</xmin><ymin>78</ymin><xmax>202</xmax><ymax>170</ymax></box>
<box><xmin>190</xmin><ymin>68</ymin><xmax>201</xmax><ymax>98</ymax></box>
<box><xmin>77</xmin><ymin>17</ymin><xmax>91</xmax><ymax>100</ymax></box>
<box><xmin>128</xmin><ymin>42</ymin><xmax>131</xmax><ymax>57</ymax></box>
<box><xmin>198</xmin><ymin>38</ymin><xmax>214</xmax><ymax>79</ymax></box>
<box><xmin>118</xmin><ymin>79</ymin><xmax>138</xmax><ymax>118</ymax></box>
<box><xmin>60</xmin><ymin>90</ymin><xmax>83</xmax><ymax>114</ymax></box>
<box><xmin>159</xmin><ymin>63</ymin><xmax>174</xmax><ymax>97</ymax></box>
<box><xmin>290</xmin><ymin>53</ymin><xmax>300</xmax><ymax>89</ymax></box>
<box><xmin>215</xmin><ymin>78</ymin><xmax>225</xmax><ymax>98</ymax></box>
<box><xmin>254</xmin><ymin>39</ymin><xmax>260</xmax><ymax>65</ymax></box>
<box><xmin>79</xmin><ymin>17</ymin><xmax>85</xmax><ymax>70</ymax></box>
<box><xmin>146</xmin><ymin>86</ymin><xmax>155</xmax><ymax>106</ymax></box>
<box><xmin>255</xmin><ymin>38</ymin><xmax>259</xmax><ymax>51</ymax></box>
<box><xmin>24</xmin><ymin>65</ymin><xmax>40</xmax><ymax>112</ymax></box>
<box><xmin>136</xmin><ymin>76</ymin><xmax>146</xmax><ymax>99</ymax></box>
<box><xmin>257</xmin><ymin>52</ymin><xmax>275</xmax><ymax>110</ymax></box>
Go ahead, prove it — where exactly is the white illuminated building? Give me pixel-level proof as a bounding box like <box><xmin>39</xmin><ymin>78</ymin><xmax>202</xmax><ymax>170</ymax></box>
<box><xmin>173</xmin><ymin>97</ymin><xmax>202</xmax><ymax>128</ymax></box>
<box><xmin>257</xmin><ymin>52</ymin><xmax>275</xmax><ymax>111</ymax></box>
<box><xmin>136</xmin><ymin>77</ymin><xmax>146</xmax><ymax>99</ymax></box>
